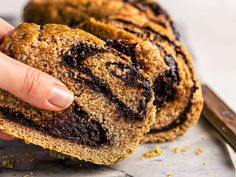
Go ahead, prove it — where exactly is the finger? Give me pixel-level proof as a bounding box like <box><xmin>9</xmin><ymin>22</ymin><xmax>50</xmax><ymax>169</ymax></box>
<box><xmin>0</xmin><ymin>18</ymin><xmax>14</xmax><ymax>41</ymax></box>
<box><xmin>0</xmin><ymin>131</ymin><xmax>16</xmax><ymax>141</ymax></box>
<box><xmin>0</xmin><ymin>52</ymin><xmax>74</xmax><ymax>111</ymax></box>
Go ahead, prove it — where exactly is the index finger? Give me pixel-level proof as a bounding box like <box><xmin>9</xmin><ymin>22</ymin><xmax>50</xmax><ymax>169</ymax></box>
<box><xmin>0</xmin><ymin>18</ymin><xmax>14</xmax><ymax>41</ymax></box>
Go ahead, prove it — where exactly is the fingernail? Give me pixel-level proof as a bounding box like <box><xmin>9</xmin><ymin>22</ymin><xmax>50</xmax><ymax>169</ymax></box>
<box><xmin>48</xmin><ymin>86</ymin><xmax>74</xmax><ymax>109</ymax></box>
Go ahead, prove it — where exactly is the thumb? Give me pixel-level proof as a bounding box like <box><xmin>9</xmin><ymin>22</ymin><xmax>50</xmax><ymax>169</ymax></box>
<box><xmin>0</xmin><ymin>52</ymin><xmax>74</xmax><ymax>111</ymax></box>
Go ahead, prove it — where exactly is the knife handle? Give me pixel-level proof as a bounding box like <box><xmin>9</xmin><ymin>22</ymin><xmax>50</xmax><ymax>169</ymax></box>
<box><xmin>202</xmin><ymin>85</ymin><xmax>236</xmax><ymax>152</ymax></box>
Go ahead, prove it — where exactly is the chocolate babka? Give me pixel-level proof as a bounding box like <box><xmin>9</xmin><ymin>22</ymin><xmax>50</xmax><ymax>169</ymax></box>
<box><xmin>23</xmin><ymin>0</ymin><xmax>203</xmax><ymax>143</ymax></box>
<box><xmin>0</xmin><ymin>23</ymin><xmax>156</xmax><ymax>164</ymax></box>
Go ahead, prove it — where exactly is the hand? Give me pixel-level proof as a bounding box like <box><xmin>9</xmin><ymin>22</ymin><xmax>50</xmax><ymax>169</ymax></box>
<box><xmin>0</xmin><ymin>18</ymin><xmax>74</xmax><ymax>140</ymax></box>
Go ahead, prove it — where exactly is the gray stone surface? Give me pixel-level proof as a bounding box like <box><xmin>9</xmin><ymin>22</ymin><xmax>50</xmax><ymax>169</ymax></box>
<box><xmin>0</xmin><ymin>119</ymin><xmax>234</xmax><ymax>177</ymax></box>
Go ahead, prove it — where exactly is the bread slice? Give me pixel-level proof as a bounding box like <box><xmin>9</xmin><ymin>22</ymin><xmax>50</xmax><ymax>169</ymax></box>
<box><xmin>0</xmin><ymin>23</ymin><xmax>156</xmax><ymax>164</ymax></box>
<box><xmin>79</xmin><ymin>18</ymin><xmax>203</xmax><ymax>143</ymax></box>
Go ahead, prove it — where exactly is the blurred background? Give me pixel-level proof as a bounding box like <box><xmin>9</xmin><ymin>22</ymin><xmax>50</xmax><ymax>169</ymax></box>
<box><xmin>0</xmin><ymin>0</ymin><xmax>236</xmax><ymax>111</ymax></box>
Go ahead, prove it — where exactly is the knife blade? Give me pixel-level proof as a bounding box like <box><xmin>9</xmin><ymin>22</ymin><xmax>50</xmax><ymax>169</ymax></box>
<box><xmin>202</xmin><ymin>85</ymin><xmax>236</xmax><ymax>152</ymax></box>
<box><xmin>226</xmin><ymin>144</ymin><xmax>236</xmax><ymax>170</ymax></box>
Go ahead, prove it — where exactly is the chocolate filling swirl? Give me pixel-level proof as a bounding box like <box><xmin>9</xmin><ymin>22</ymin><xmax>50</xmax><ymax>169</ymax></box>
<box><xmin>106</xmin><ymin>39</ymin><xmax>138</xmax><ymax>63</ymax></box>
<box><xmin>108</xmin><ymin>20</ymin><xmax>197</xmax><ymax>132</ymax></box>
<box><xmin>153</xmin><ymin>43</ymin><xmax>180</xmax><ymax>110</ymax></box>
<box><xmin>105</xmin><ymin>38</ymin><xmax>179</xmax><ymax>110</ymax></box>
<box><xmin>142</xmin><ymin>28</ymin><xmax>198</xmax><ymax>133</ymax></box>
<box><xmin>122</xmin><ymin>0</ymin><xmax>180</xmax><ymax>39</ymax></box>
<box><xmin>0</xmin><ymin>104</ymin><xmax>108</xmax><ymax>147</ymax></box>
<box><xmin>62</xmin><ymin>42</ymin><xmax>152</xmax><ymax>121</ymax></box>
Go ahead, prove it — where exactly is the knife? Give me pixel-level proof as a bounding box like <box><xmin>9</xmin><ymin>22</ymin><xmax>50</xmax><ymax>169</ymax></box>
<box><xmin>202</xmin><ymin>85</ymin><xmax>236</xmax><ymax>170</ymax></box>
<box><xmin>202</xmin><ymin>85</ymin><xmax>236</xmax><ymax>152</ymax></box>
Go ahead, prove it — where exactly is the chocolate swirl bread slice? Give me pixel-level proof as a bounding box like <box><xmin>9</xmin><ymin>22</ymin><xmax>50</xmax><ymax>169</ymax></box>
<box><xmin>79</xmin><ymin>18</ymin><xmax>203</xmax><ymax>143</ymax></box>
<box><xmin>0</xmin><ymin>23</ymin><xmax>156</xmax><ymax>164</ymax></box>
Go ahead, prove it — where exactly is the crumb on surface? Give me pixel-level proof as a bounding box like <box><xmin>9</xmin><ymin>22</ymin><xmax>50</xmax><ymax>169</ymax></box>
<box><xmin>49</xmin><ymin>151</ymin><xmax>66</xmax><ymax>159</ymax></box>
<box><xmin>172</xmin><ymin>147</ymin><xmax>181</xmax><ymax>153</ymax></box>
<box><xmin>1</xmin><ymin>155</ymin><xmax>21</xmax><ymax>169</ymax></box>
<box><xmin>22</xmin><ymin>171</ymin><xmax>34</xmax><ymax>177</ymax></box>
<box><xmin>172</xmin><ymin>146</ymin><xmax>189</xmax><ymax>153</ymax></box>
<box><xmin>196</xmin><ymin>148</ymin><xmax>204</xmax><ymax>155</ymax></box>
<box><xmin>142</xmin><ymin>145</ymin><xmax>165</xmax><ymax>159</ymax></box>
<box><xmin>25</xmin><ymin>152</ymin><xmax>36</xmax><ymax>158</ymax></box>
<box><xmin>24</xmin><ymin>140</ymin><xmax>31</xmax><ymax>145</ymax></box>
<box><xmin>172</xmin><ymin>146</ymin><xmax>190</xmax><ymax>153</ymax></box>
<box><xmin>167</xmin><ymin>173</ymin><xmax>173</xmax><ymax>177</ymax></box>
<box><xmin>163</xmin><ymin>162</ymin><xmax>168</xmax><ymax>167</ymax></box>
<box><xmin>2</xmin><ymin>159</ymin><xmax>13</xmax><ymax>168</ymax></box>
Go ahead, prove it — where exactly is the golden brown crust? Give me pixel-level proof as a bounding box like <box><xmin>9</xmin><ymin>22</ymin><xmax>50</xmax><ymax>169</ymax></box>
<box><xmin>23</xmin><ymin>0</ymin><xmax>179</xmax><ymax>38</ymax></box>
<box><xmin>0</xmin><ymin>23</ymin><xmax>156</xmax><ymax>164</ymax></box>
<box><xmin>23</xmin><ymin>0</ymin><xmax>149</xmax><ymax>27</ymax></box>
